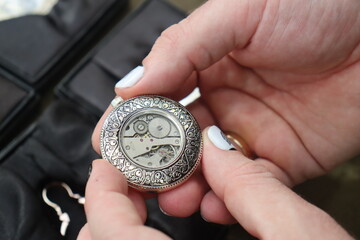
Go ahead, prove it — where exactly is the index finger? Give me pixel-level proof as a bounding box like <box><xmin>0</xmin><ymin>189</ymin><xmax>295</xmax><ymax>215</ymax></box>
<box><xmin>114</xmin><ymin>0</ymin><xmax>264</xmax><ymax>99</ymax></box>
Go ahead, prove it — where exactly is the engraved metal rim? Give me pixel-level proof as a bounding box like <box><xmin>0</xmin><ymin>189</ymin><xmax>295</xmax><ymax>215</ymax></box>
<box><xmin>127</xmin><ymin>140</ymin><xmax>202</xmax><ymax>192</ymax></box>
<box><xmin>128</xmin><ymin>138</ymin><xmax>202</xmax><ymax>192</ymax></box>
<box><xmin>100</xmin><ymin>95</ymin><xmax>202</xmax><ymax>192</ymax></box>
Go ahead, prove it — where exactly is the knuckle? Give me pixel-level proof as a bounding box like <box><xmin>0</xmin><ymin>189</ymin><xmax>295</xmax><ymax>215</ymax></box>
<box><xmin>157</xmin><ymin>22</ymin><xmax>186</xmax><ymax>50</ymax></box>
<box><xmin>143</xmin><ymin>22</ymin><xmax>188</xmax><ymax>66</ymax></box>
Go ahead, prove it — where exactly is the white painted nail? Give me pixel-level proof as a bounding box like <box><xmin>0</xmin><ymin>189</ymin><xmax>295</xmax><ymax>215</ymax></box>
<box><xmin>207</xmin><ymin>126</ymin><xmax>235</xmax><ymax>150</ymax></box>
<box><xmin>115</xmin><ymin>66</ymin><xmax>144</xmax><ymax>89</ymax></box>
<box><xmin>110</xmin><ymin>96</ymin><xmax>124</xmax><ymax>108</ymax></box>
<box><xmin>179</xmin><ymin>87</ymin><xmax>201</xmax><ymax>106</ymax></box>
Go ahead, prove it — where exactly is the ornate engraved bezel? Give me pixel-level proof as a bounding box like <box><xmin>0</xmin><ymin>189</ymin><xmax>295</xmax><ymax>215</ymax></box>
<box><xmin>100</xmin><ymin>95</ymin><xmax>202</xmax><ymax>192</ymax></box>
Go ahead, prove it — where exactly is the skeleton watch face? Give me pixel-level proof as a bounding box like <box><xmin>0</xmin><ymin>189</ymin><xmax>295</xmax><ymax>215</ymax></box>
<box><xmin>120</xmin><ymin>111</ymin><xmax>184</xmax><ymax>169</ymax></box>
<box><xmin>100</xmin><ymin>95</ymin><xmax>202</xmax><ymax>192</ymax></box>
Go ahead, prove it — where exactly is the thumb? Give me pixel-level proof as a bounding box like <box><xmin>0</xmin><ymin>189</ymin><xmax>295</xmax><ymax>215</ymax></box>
<box><xmin>115</xmin><ymin>0</ymin><xmax>265</xmax><ymax>99</ymax></box>
<box><xmin>83</xmin><ymin>160</ymin><xmax>170</xmax><ymax>240</ymax></box>
<box><xmin>202</xmin><ymin>126</ymin><xmax>352</xmax><ymax>239</ymax></box>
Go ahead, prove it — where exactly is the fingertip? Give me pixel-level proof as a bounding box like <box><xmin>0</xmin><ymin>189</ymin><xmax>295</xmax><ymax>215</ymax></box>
<box><xmin>200</xmin><ymin>190</ymin><xmax>237</xmax><ymax>224</ymax></box>
<box><xmin>86</xmin><ymin>159</ymin><xmax>128</xmax><ymax>200</ymax></box>
<box><xmin>205</xmin><ymin>125</ymin><xmax>236</xmax><ymax>150</ymax></box>
<box><xmin>115</xmin><ymin>66</ymin><xmax>144</xmax><ymax>89</ymax></box>
<box><xmin>157</xmin><ymin>171</ymin><xmax>209</xmax><ymax>217</ymax></box>
<box><xmin>77</xmin><ymin>224</ymin><xmax>91</xmax><ymax>240</ymax></box>
<box><xmin>114</xmin><ymin>66</ymin><xmax>198</xmax><ymax>101</ymax></box>
<box><xmin>91</xmin><ymin>130</ymin><xmax>100</xmax><ymax>155</ymax></box>
<box><xmin>91</xmin><ymin>103</ymin><xmax>115</xmax><ymax>155</ymax></box>
<box><xmin>201</xmin><ymin>125</ymin><xmax>254</xmax><ymax>200</ymax></box>
<box><xmin>85</xmin><ymin>160</ymin><xmax>146</xmax><ymax>238</ymax></box>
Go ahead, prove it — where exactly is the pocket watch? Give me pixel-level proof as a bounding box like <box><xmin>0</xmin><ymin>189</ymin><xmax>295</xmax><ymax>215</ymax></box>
<box><xmin>100</xmin><ymin>95</ymin><xmax>202</xmax><ymax>192</ymax></box>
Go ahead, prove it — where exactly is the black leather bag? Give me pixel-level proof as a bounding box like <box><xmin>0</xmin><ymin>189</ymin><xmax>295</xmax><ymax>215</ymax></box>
<box><xmin>0</xmin><ymin>1</ymin><xmax>228</xmax><ymax>239</ymax></box>
<box><xmin>0</xmin><ymin>71</ymin><xmax>37</xmax><ymax>147</ymax></box>
<box><xmin>56</xmin><ymin>0</ymin><xmax>186</xmax><ymax>117</ymax></box>
<box><xmin>0</xmin><ymin>0</ymin><xmax>128</xmax><ymax>87</ymax></box>
<box><xmin>0</xmin><ymin>0</ymin><xmax>128</xmax><ymax>146</ymax></box>
<box><xmin>0</xmin><ymin>100</ymin><xmax>97</xmax><ymax>240</ymax></box>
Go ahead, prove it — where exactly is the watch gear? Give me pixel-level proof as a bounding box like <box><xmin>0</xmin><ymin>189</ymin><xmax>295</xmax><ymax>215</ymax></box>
<box><xmin>133</xmin><ymin>120</ymin><xmax>148</xmax><ymax>135</ymax></box>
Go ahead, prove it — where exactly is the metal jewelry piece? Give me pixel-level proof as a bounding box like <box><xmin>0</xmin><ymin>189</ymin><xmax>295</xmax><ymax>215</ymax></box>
<box><xmin>224</xmin><ymin>131</ymin><xmax>255</xmax><ymax>159</ymax></box>
<box><xmin>42</xmin><ymin>182</ymin><xmax>85</xmax><ymax>236</ymax></box>
<box><xmin>101</xmin><ymin>95</ymin><xmax>202</xmax><ymax>192</ymax></box>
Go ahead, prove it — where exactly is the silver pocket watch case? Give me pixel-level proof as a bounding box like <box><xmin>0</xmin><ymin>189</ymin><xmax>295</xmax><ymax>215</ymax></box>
<box><xmin>100</xmin><ymin>95</ymin><xmax>202</xmax><ymax>192</ymax></box>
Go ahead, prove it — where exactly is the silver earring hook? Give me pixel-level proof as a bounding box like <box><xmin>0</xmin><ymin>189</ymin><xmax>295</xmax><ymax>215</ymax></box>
<box><xmin>42</xmin><ymin>182</ymin><xmax>85</xmax><ymax>236</ymax></box>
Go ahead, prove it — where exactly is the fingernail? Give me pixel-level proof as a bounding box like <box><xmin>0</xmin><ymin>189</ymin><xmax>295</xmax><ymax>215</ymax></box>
<box><xmin>115</xmin><ymin>66</ymin><xmax>144</xmax><ymax>89</ymax></box>
<box><xmin>159</xmin><ymin>206</ymin><xmax>172</xmax><ymax>216</ymax></box>
<box><xmin>110</xmin><ymin>96</ymin><xmax>124</xmax><ymax>108</ymax></box>
<box><xmin>207</xmin><ymin>126</ymin><xmax>236</xmax><ymax>150</ymax></box>
<box><xmin>88</xmin><ymin>162</ymin><xmax>93</xmax><ymax>178</ymax></box>
<box><xmin>201</xmin><ymin>214</ymin><xmax>209</xmax><ymax>222</ymax></box>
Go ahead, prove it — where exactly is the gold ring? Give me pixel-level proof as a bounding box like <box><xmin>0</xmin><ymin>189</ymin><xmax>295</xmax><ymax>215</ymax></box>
<box><xmin>224</xmin><ymin>131</ymin><xmax>255</xmax><ymax>159</ymax></box>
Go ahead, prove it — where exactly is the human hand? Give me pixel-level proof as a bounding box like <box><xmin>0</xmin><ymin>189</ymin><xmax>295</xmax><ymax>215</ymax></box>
<box><xmin>77</xmin><ymin>159</ymin><xmax>171</xmax><ymax>240</ymax></box>
<box><xmin>92</xmin><ymin>0</ymin><xmax>360</xmax><ymax>226</ymax></box>
<box><xmin>199</xmin><ymin>125</ymin><xmax>353</xmax><ymax>239</ymax></box>
<box><xmin>77</xmin><ymin>141</ymin><xmax>353</xmax><ymax>240</ymax></box>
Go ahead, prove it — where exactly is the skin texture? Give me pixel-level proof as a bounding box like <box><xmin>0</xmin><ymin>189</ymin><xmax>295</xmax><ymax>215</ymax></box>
<box><xmin>78</xmin><ymin>0</ymin><xmax>360</xmax><ymax>239</ymax></box>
